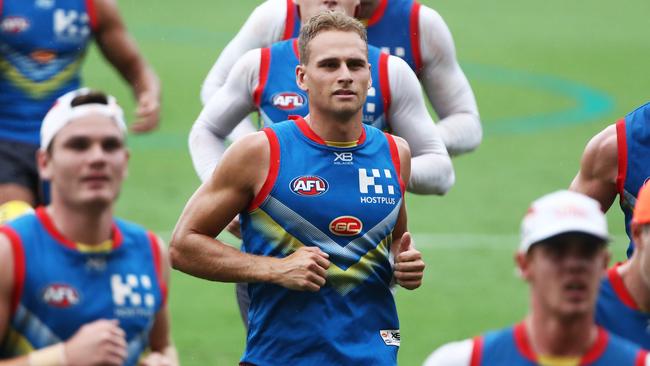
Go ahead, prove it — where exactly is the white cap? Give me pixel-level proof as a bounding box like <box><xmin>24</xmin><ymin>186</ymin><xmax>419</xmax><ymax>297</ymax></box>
<box><xmin>40</xmin><ymin>88</ymin><xmax>127</xmax><ymax>150</ymax></box>
<box><xmin>520</xmin><ymin>190</ymin><xmax>609</xmax><ymax>252</ymax></box>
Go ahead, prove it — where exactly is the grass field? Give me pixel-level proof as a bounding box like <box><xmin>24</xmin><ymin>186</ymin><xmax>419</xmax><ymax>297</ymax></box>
<box><xmin>79</xmin><ymin>0</ymin><xmax>650</xmax><ymax>364</ymax></box>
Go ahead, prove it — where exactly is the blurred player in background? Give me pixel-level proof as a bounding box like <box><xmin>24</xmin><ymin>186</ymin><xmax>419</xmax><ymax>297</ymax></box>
<box><xmin>0</xmin><ymin>0</ymin><xmax>161</xmax><ymax>213</ymax></box>
<box><xmin>596</xmin><ymin>182</ymin><xmax>650</xmax><ymax>349</ymax></box>
<box><xmin>201</xmin><ymin>0</ymin><xmax>481</xmax><ymax>157</ymax></box>
<box><xmin>424</xmin><ymin>190</ymin><xmax>649</xmax><ymax>365</ymax></box>
<box><xmin>190</xmin><ymin>2</ymin><xmax>453</xmax><ymax>195</ymax></box>
<box><xmin>0</xmin><ymin>89</ymin><xmax>176</xmax><ymax>366</ymax></box>
<box><xmin>570</xmin><ymin>103</ymin><xmax>650</xmax><ymax>257</ymax></box>
<box><xmin>171</xmin><ymin>12</ymin><xmax>424</xmax><ymax>364</ymax></box>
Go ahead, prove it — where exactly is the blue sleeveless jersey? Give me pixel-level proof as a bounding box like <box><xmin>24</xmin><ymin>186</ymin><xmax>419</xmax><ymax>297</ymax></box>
<box><xmin>0</xmin><ymin>0</ymin><xmax>95</xmax><ymax>144</ymax></box>
<box><xmin>255</xmin><ymin>38</ymin><xmax>390</xmax><ymax>130</ymax></box>
<box><xmin>0</xmin><ymin>208</ymin><xmax>166</xmax><ymax>366</ymax></box>
<box><xmin>616</xmin><ymin>103</ymin><xmax>650</xmax><ymax>257</ymax></box>
<box><xmin>596</xmin><ymin>265</ymin><xmax>650</xmax><ymax>350</ymax></box>
<box><xmin>471</xmin><ymin>322</ymin><xmax>647</xmax><ymax>366</ymax></box>
<box><xmin>239</xmin><ymin>117</ymin><xmax>405</xmax><ymax>365</ymax></box>
<box><xmin>283</xmin><ymin>0</ymin><xmax>423</xmax><ymax>73</ymax></box>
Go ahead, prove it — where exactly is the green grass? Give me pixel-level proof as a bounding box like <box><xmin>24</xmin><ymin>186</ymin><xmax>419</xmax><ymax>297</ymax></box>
<box><xmin>77</xmin><ymin>0</ymin><xmax>649</xmax><ymax>364</ymax></box>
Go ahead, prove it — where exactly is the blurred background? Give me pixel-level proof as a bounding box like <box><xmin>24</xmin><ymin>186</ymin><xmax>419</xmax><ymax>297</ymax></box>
<box><xmin>82</xmin><ymin>0</ymin><xmax>650</xmax><ymax>364</ymax></box>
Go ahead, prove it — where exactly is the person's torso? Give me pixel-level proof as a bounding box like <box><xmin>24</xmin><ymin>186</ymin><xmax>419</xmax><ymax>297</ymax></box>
<box><xmin>0</xmin><ymin>0</ymin><xmax>95</xmax><ymax>144</ymax></box>
<box><xmin>617</xmin><ymin>102</ymin><xmax>650</xmax><ymax>257</ymax></box>
<box><xmin>474</xmin><ymin>322</ymin><xmax>646</xmax><ymax>366</ymax></box>
<box><xmin>596</xmin><ymin>265</ymin><xmax>650</xmax><ymax>350</ymax></box>
<box><xmin>0</xmin><ymin>208</ymin><xmax>166</xmax><ymax>366</ymax></box>
<box><xmin>239</xmin><ymin>117</ymin><xmax>403</xmax><ymax>365</ymax></box>
<box><xmin>256</xmin><ymin>38</ymin><xmax>390</xmax><ymax>130</ymax></box>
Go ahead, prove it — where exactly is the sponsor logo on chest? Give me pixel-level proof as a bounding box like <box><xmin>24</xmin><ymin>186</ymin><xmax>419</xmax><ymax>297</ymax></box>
<box><xmin>111</xmin><ymin>273</ymin><xmax>156</xmax><ymax>318</ymax></box>
<box><xmin>54</xmin><ymin>8</ymin><xmax>91</xmax><ymax>41</ymax></box>
<box><xmin>1</xmin><ymin>17</ymin><xmax>30</xmax><ymax>33</ymax></box>
<box><xmin>329</xmin><ymin>216</ymin><xmax>363</xmax><ymax>236</ymax></box>
<box><xmin>42</xmin><ymin>283</ymin><xmax>80</xmax><ymax>308</ymax></box>
<box><xmin>272</xmin><ymin>92</ymin><xmax>305</xmax><ymax>110</ymax></box>
<box><xmin>358</xmin><ymin>168</ymin><xmax>398</xmax><ymax>205</ymax></box>
<box><xmin>290</xmin><ymin>176</ymin><xmax>329</xmax><ymax>196</ymax></box>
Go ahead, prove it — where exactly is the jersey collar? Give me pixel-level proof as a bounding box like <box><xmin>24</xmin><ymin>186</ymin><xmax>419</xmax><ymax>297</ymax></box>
<box><xmin>291</xmin><ymin>115</ymin><xmax>366</xmax><ymax>147</ymax></box>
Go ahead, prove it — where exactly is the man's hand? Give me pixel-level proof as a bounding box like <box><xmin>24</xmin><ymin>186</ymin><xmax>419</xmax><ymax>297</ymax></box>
<box><xmin>394</xmin><ymin>232</ymin><xmax>425</xmax><ymax>290</ymax></box>
<box><xmin>140</xmin><ymin>351</ymin><xmax>174</xmax><ymax>366</ymax></box>
<box><xmin>273</xmin><ymin>246</ymin><xmax>330</xmax><ymax>291</ymax></box>
<box><xmin>131</xmin><ymin>92</ymin><xmax>161</xmax><ymax>133</ymax></box>
<box><xmin>64</xmin><ymin>319</ymin><xmax>127</xmax><ymax>366</ymax></box>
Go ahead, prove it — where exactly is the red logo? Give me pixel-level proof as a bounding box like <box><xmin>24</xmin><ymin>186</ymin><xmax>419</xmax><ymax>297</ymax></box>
<box><xmin>291</xmin><ymin>176</ymin><xmax>328</xmax><ymax>196</ymax></box>
<box><xmin>42</xmin><ymin>284</ymin><xmax>80</xmax><ymax>308</ymax></box>
<box><xmin>272</xmin><ymin>92</ymin><xmax>305</xmax><ymax>110</ymax></box>
<box><xmin>30</xmin><ymin>50</ymin><xmax>56</xmax><ymax>64</ymax></box>
<box><xmin>1</xmin><ymin>17</ymin><xmax>30</xmax><ymax>33</ymax></box>
<box><xmin>329</xmin><ymin>216</ymin><xmax>363</xmax><ymax>236</ymax></box>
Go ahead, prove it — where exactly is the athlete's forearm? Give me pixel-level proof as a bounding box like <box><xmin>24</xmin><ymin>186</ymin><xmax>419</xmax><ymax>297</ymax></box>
<box><xmin>436</xmin><ymin>112</ymin><xmax>482</xmax><ymax>156</ymax></box>
<box><xmin>409</xmin><ymin>153</ymin><xmax>455</xmax><ymax>195</ymax></box>
<box><xmin>189</xmin><ymin>120</ymin><xmax>228</xmax><ymax>182</ymax></box>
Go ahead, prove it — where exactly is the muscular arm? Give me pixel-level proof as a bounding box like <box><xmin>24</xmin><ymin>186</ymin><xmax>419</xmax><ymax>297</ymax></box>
<box><xmin>200</xmin><ymin>0</ymin><xmax>287</xmax><ymax>103</ymax></box>
<box><xmin>418</xmin><ymin>6</ymin><xmax>481</xmax><ymax>156</ymax></box>
<box><xmin>387</xmin><ymin>56</ymin><xmax>454</xmax><ymax>195</ymax></box>
<box><xmin>94</xmin><ymin>0</ymin><xmax>161</xmax><ymax>133</ymax></box>
<box><xmin>0</xmin><ymin>234</ymin><xmax>29</xmax><ymax>366</ymax></box>
<box><xmin>189</xmin><ymin>49</ymin><xmax>260</xmax><ymax>182</ymax></box>
<box><xmin>569</xmin><ymin>124</ymin><xmax>619</xmax><ymax>211</ymax></box>
<box><xmin>390</xmin><ymin>136</ymin><xmax>412</xmax><ymax>244</ymax></box>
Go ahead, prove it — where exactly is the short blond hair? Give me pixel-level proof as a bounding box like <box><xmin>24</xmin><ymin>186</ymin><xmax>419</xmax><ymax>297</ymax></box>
<box><xmin>298</xmin><ymin>11</ymin><xmax>367</xmax><ymax>65</ymax></box>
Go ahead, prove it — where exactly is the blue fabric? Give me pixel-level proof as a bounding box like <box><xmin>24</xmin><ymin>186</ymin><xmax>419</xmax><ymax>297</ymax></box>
<box><xmin>366</xmin><ymin>0</ymin><xmax>420</xmax><ymax>72</ymax></box>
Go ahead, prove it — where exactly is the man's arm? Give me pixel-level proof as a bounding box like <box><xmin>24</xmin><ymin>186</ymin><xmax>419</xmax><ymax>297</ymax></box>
<box><xmin>93</xmin><ymin>0</ymin><xmax>161</xmax><ymax>133</ymax></box>
<box><xmin>569</xmin><ymin>124</ymin><xmax>619</xmax><ymax>211</ymax></box>
<box><xmin>418</xmin><ymin>6</ymin><xmax>481</xmax><ymax>156</ymax></box>
<box><xmin>200</xmin><ymin>0</ymin><xmax>287</xmax><ymax>103</ymax></box>
<box><xmin>387</xmin><ymin>55</ymin><xmax>455</xmax><ymax>195</ymax></box>
<box><xmin>171</xmin><ymin>132</ymin><xmax>330</xmax><ymax>291</ymax></box>
<box><xmin>142</xmin><ymin>237</ymin><xmax>178</xmax><ymax>366</ymax></box>
<box><xmin>189</xmin><ymin>49</ymin><xmax>261</xmax><ymax>182</ymax></box>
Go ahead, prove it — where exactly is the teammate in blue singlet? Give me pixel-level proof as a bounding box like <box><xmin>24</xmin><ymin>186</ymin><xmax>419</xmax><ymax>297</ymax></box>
<box><xmin>0</xmin><ymin>89</ymin><xmax>177</xmax><ymax>366</ymax></box>
<box><xmin>0</xmin><ymin>0</ymin><xmax>160</xmax><ymax>207</ymax></box>
<box><xmin>595</xmin><ymin>183</ymin><xmax>650</xmax><ymax>350</ymax></box>
<box><xmin>571</xmin><ymin>102</ymin><xmax>650</xmax><ymax>257</ymax></box>
<box><xmin>424</xmin><ymin>191</ymin><xmax>649</xmax><ymax>366</ymax></box>
<box><xmin>171</xmin><ymin>13</ymin><xmax>425</xmax><ymax>365</ymax></box>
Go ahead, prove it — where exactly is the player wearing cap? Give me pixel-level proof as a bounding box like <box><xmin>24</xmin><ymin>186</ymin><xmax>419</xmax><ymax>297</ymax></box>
<box><xmin>190</xmin><ymin>7</ymin><xmax>453</xmax><ymax>195</ymax></box>
<box><xmin>0</xmin><ymin>89</ymin><xmax>177</xmax><ymax>366</ymax></box>
<box><xmin>171</xmin><ymin>12</ymin><xmax>425</xmax><ymax>365</ymax></box>
<box><xmin>201</xmin><ymin>0</ymin><xmax>481</xmax><ymax>157</ymax></box>
<box><xmin>596</xmin><ymin>183</ymin><xmax>650</xmax><ymax>349</ymax></box>
<box><xmin>0</xmin><ymin>0</ymin><xmax>161</xmax><ymax>210</ymax></box>
<box><xmin>423</xmin><ymin>190</ymin><xmax>649</xmax><ymax>366</ymax></box>
<box><xmin>570</xmin><ymin>103</ymin><xmax>650</xmax><ymax>257</ymax></box>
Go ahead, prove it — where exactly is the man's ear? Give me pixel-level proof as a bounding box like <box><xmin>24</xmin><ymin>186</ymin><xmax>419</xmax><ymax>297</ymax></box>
<box><xmin>296</xmin><ymin>64</ymin><xmax>308</xmax><ymax>92</ymax></box>
<box><xmin>36</xmin><ymin>149</ymin><xmax>52</xmax><ymax>181</ymax></box>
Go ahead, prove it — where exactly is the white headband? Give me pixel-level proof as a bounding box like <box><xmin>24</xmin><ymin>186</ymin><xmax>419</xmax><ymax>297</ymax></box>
<box><xmin>40</xmin><ymin>88</ymin><xmax>127</xmax><ymax>150</ymax></box>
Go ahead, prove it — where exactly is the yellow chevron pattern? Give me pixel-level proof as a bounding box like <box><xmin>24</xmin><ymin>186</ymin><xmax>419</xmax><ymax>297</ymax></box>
<box><xmin>0</xmin><ymin>56</ymin><xmax>84</xmax><ymax>99</ymax></box>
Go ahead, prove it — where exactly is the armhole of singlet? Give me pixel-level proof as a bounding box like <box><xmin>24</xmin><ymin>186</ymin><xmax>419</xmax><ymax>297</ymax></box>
<box><xmin>146</xmin><ymin>231</ymin><xmax>167</xmax><ymax>307</ymax></box>
<box><xmin>85</xmin><ymin>0</ymin><xmax>99</xmax><ymax>32</ymax></box>
<box><xmin>635</xmin><ymin>350</ymin><xmax>649</xmax><ymax>366</ymax></box>
<box><xmin>248</xmin><ymin>128</ymin><xmax>280</xmax><ymax>210</ymax></box>
<box><xmin>615</xmin><ymin>118</ymin><xmax>628</xmax><ymax>198</ymax></box>
<box><xmin>0</xmin><ymin>226</ymin><xmax>25</xmax><ymax>317</ymax></box>
<box><xmin>469</xmin><ymin>336</ymin><xmax>483</xmax><ymax>366</ymax></box>
<box><xmin>384</xmin><ymin>133</ymin><xmax>405</xmax><ymax>196</ymax></box>
<box><xmin>282</xmin><ymin>0</ymin><xmax>296</xmax><ymax>40</ymax></box>
<box><xmin>379</xmin><ymin>53</ymin><xmax>391</xmax><ymax>125</ymax></box>
<box><xmin>253</xmin><ymin>48</ymin><xmax>271</xmax><ymax>107</ymax></box>
<box><xmin>410</xmin><ymin>2</ymin><xmax>423</xmax><ymax>73</ymax></box>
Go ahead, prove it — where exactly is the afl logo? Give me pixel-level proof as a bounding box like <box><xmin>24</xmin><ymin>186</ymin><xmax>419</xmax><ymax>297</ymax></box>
<box><xmin>1</xmin><ymin>17</ymin><xmax>30</xmax><ymax>33</ymax></box>
<box><xmin>291</xmin><ymin>176</ymin><xmax>328</xmax><ymax>196</ymax></box>
<box><xmin>329</xmin><ymin>216</ymin><xmax>363</xmax><ymax>236</ymax></box>
<box><xmin>42</xmin><ymin>284</ymin><xmax>80</xmax><ymax>308</ymax></box>
<box><xmin>272</xmin><ymin>92</ymin><xmax>305</xmax><ymax>110</ymax></box>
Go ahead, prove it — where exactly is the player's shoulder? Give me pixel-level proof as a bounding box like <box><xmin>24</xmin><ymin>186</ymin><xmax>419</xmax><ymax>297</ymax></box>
<box><xmin>423</xmin><ymin>338</ymin><xmax>473</xmax><ymax>366</ymax></box>
<box><xmin>248</xmin><ymin>0</ymin><xmax>288</xmax><ymax>28</ymax></box>
<box><xmin>585</xmin><ymin>124</ymin><xmax>618</xmax><ymax>161</ymax></box>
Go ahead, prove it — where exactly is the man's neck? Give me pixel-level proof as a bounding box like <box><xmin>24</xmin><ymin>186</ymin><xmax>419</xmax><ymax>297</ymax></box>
<box><xmin>526</xmin><ymin>311</ymin><xmax>597</xmax><ymax>357</ymax></box>
<box><xmin>359</xmin><ymin>0</ymin><xmax>381</xmax><ymax>20</ymax></box>
<box><xmin>46</xmin><ymin>202</ymin><xmax>114</xmax><ymax>245</ymax></box>
<box><xmin>304</xmin><ymin>110</ymin><xmax>363</xmax><ymax>143</ymax></box>
<box><xmin>620</xmin><ymin>259</ymin><xmax>650</xmax><ymax>311</ymax></box>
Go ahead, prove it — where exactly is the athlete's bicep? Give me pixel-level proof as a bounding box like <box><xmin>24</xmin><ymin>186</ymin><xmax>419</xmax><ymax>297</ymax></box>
<box><xmin>0</xmin><ymin>233</ymin><xmax>14</xmax><ymax>344</ymax></box>
<box><xmin>422</xmin><ymin>339</ymin><xmax>473</xmax><ymax>366</ymax></box>
<box><xmin>569</xmin><ymin>124</ymin><xmax>618</xmax><ymax>211</ymax></box>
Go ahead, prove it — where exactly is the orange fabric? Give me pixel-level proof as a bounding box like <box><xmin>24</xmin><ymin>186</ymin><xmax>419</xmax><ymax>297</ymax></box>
<box><xmin>633</xmin><ymin>183</ymin><xmax>650</xmax><ymax>226</ymax></box>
